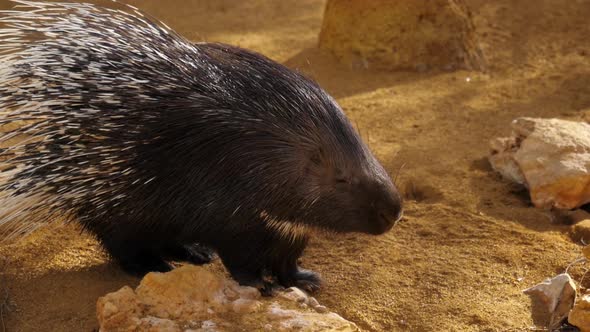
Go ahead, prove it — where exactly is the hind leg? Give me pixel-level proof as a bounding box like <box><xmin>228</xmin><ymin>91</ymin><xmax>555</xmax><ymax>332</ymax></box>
<box><xmin>78</xmin><ymin>210</ymin><xmax>179</xmax><ymax>275</ymax></box>
<box><xmin>100</xmin><ymin>239</ymin><xmax>173</xmax><ymax>276</ymax></box>
<box><xmin>160</xmin><ymin>243</ymin><xmax>217</xmax><ymax>264</ymax></box>
<box><xmin>88</xmin><ymin>228</ymin><xmax>172</xmax><ymax>276</ymax></box>
<box><xmin>115</xmin><ymin>250</ymin><xmax>174</xmax><ymax>276</ymax></box>
<box><xmin>97</xmin><ymin>235</ymin><xmax>214</xmax><ymax>274</ymax></box>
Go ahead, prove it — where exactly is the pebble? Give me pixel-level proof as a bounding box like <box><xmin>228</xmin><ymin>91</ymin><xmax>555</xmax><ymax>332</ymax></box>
<box><xmin>280</xmin><ymin>287</ymin><xmax>308</xmax><ymax>304</ymax></box>
<box><xmin>308</xmin><ymin>297</ymin><xmax>320</xmax><ymax>308</ymax></box>
<box><xmin>315</xmin><ymin>305</ymin><xmax>329</xmax><ymax>314</ymax></box>
<box><xmin>231</xmin><ymin>299</ymin><xmax>261</xmax><ymax>314</ymax></box>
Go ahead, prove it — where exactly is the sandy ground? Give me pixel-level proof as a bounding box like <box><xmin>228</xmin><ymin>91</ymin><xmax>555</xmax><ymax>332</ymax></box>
<box><xmin>1</xmin><ymin>0</ymin><xmax>590</xmax><ymax>331</ymax></box>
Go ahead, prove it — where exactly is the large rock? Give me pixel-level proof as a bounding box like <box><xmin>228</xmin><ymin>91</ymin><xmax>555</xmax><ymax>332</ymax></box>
<box><xmin>96</xmin><ymin>265</ymin><xmax>359</xmax><ymax>332</ymax></box>
<box><xmin>489</xmin><ymin>117</ymin><xmax>590</xmax><ymax>210</ymax></box>
<box><xmin>318</xmin><ymin>0</ymin><xmax>485</xmax><ymax>71</ymax></box>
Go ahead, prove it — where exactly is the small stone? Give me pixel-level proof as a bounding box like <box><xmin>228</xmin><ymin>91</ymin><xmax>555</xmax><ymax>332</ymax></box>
<box><xmin>571</xmin><ymin>219</ymin><xmax>590</xmax><ymax>243</ymax></box>
<box><xmin>569</xmin><ymin>294</ymin><xmax>590</xmax><ymax>332</ymax></box>
<box><xmin>308</xmin><ymin>297</ymin><xmax>320</xmax><ymax>308</ymax></box>
<box><xmin>223</xmin><ymin>287</ymin><xmax>239</xmax><ymax>301</ymax></box>
<box><xmin>267</xmin><ymin>304</ymin><xmax>296</xmax><ymax>320</ymax></box>
<box><xmin>315</xmin><ymin>305</ymin><xmax>329</xmax><ymax>314</ymax></box>
<box><xmin>523</xmin><ymin>273</ymin><xmax>577</xmax><ymax>329</ymax></box>
<box><xmin>201</xmin><ymin>320</ymin><xmax>216</xmax><ymax>329</ymax></box>
<box><xmin>235</xmin><ymin>285</ymin><xmax>260</xmax><ymax>300</ymax></box>
<box><xmin>231</xmin><ymin>299</ymin><xmax>261</xmax><ymax>314</ymax></box>
<box><xmin>279</xmin><ymin>287</ymin><xmax>308</xmax><ymax>304</ymax></box>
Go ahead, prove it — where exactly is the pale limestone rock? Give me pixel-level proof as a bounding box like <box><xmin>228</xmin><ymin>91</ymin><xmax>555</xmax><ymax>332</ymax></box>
<box><xmin>318</xmin><ymin>0</ymin><xmax>485</xmax><ymax>71</ymax></box>
<box><xmin>570</xmin><ymin>294</ymin><xmax>590</xmax><ymax>332</ymax></box>
<box><xmin>523</xmin><ymin>273</ymin><xmax>576</xmax><ymax>329</ymax></box>
<box><xmin>96</xmin><ymin>265</ymin><xmax>359</xmax><ymax>332</ymax></box>
<box><xmin>96</xmin><ymin>286</ymin><xmax>143</xmax><ymax>331</ymax></box>
<box><xmin>489</xmin><ymin>117</ymin><xmax>590</xmax><ymax>209</ymax></box>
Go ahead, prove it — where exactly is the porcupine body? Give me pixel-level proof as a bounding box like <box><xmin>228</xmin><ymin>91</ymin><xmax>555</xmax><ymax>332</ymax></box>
<box><xmin>0</xmin><ymin>1</ymin><xmax>403</xmax><ymax>293</ymax></box>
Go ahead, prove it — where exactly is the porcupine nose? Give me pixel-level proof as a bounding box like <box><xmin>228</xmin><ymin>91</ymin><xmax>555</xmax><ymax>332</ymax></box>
<box><xmin>373</xmin><ymin>181</ymin><xmax>403</xmax><ymax>234</ymax></box>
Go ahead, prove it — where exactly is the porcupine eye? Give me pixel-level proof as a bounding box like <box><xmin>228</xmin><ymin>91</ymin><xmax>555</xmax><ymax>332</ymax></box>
<box><xmin>334</xmin><ymin>168</ymin><xmax>348</xmax><ymax>184</ymax></box>
<box><xmin>308</xmin><ymin>149</ymin><xmax>348</xmax><ymax>185</ymax></box>
<box><xmin>310</xmin><ymin>152</ymin><xmax>322</xmax><ymax>166</ymax></box>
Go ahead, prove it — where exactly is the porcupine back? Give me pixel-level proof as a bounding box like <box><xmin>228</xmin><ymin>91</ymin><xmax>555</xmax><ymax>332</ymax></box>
<box><xmin>0</xmin><ymin>0</ymin><xmax>218</xmax><ymax>240</ymax></box>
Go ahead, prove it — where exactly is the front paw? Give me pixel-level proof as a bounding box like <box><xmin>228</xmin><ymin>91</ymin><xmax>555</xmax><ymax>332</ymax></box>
<box><xmin>293</xmin><ymin>268</ymin><xmax>322</xmax><ymax>293</ymax></box>
<box><xmin>281</xmin><ymin>268</ymin><xmax>322</xmax><ymax>293</ymax></box>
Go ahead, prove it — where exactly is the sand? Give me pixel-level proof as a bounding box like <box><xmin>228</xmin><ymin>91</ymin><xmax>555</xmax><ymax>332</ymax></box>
<box><xmin>0</xmin><ymin>0</ymin><xmax>589</xmax><ymax>331</ymax></box>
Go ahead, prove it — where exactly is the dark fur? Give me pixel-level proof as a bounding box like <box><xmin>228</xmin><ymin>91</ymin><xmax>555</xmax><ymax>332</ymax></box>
<box><xmin>0</xmin><ymin>2</ymin><xmax>402</xmax><ymax>293</ymax></box>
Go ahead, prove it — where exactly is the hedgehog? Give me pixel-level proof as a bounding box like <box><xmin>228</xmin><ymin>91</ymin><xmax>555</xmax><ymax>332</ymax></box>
<box><xmin>0</xmin><ymin>0</ymin><xmax>403</xmax><ymax>293</ymax></box>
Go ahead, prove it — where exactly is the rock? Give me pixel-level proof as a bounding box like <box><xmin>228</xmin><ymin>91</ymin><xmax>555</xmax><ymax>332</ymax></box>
<box><xmin>314</xmin><ymin>305</ymin><xmax>329</xmax><ymax>314</ymax></box>
<box><xmin>96</xmin><ymin>286</ymin><xmax>143</xmax><ymax>331</ymax></box>
<box><xmin>489</xmin><ymin>117</ymin><xmax>590</xmax><ymax>210</ymax></box>
<box><xmin>96</xmin><ymin>265</ymin><xmax>359</xmax><ymax>332</ymax></box>
<box><xmin>571</xmin><ymin>219</ymin><xmax>590</xmax><ymax>243</ymax></box>
<box><xmin>231</xmin><ymin>298</ymin><xmax>261</xmax><ymax>314</ymax></box>
<box><xmin>570</xmin><ymin>294</ymin><xmax>590</xmax><ymax>332</ymax></box>
<box><xmin>266</xmin><ymin>303</ymin><xmax>349</xmax><ymax>331</ymax></box>
<box><xmin>308</xmin><ymin>297</ymin><xmax>320</xmax><ymax>308</ymax></box>
<box><xmin>279</xmin><ymin>287</ymin><xmax>309</xmax><ymax>304</ymax></box>
<box><xmin>523</xmin><ymin>273</ymin><xmax>577</xmax><ymax>330</ymax></box>
<box><xmin>318</xmin><ymin>0</ymin><xmax>485</xmax><ymax>71</ymax></box>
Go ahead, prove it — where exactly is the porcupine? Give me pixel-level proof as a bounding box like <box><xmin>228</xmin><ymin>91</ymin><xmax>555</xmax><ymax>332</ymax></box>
<box><xmin>0</xmin><ymin>0</ymin><xmax>403</xmax><ymax>293</ymax></box>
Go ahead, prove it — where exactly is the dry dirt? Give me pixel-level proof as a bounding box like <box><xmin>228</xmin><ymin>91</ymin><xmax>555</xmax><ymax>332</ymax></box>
<box><xmin>0</xmin><ymin>0</ymin><xmax>590</xmax><ymax>331</ymax></box>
